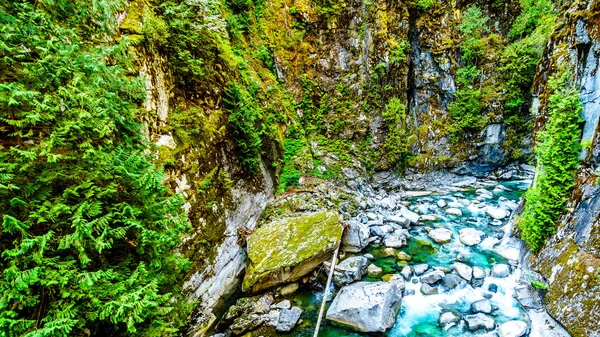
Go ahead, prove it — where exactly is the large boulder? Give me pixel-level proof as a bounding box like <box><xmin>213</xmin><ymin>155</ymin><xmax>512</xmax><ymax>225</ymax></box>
<box><xmin>428</xmin><ymin>228</ymin><xmax>453</xmax><ymax>244</ymax></box>
<box><xmin>459</xmin><ymin>228</ymin><xmax>484</xmax><ymax>246</ymax></box>
<box><xmin>485</xmin><ymin>207</ymin><xmax>509</xmax><ymax>220</ymax></box>
<box><xmin>333</xmin><ymin>256</ymin><xmax>368</xmax><ymax>286</ymax></box>
<box><xmin>453</xmin><ymin>262</ymin><xmax>473</xmax><ymax>282</ymax></box>
<box><xmin>341</xmin><ymin>220</ymin><xmax>370</xmax><ymax>253</ymax></box>
<box><xmin>420</xmin><ymin>270</ymin><xmax>445</xmax><ymax>284</ymax></box>
<box><xmin>470</xmin><ymin>299</ymin><xmax>492</xmax><ymax>314</ymax></box>
<box><xmin>243</xmin><ymin>211</ymin><xmax>343</xmax><ymax>292</ymax></box>
<box><xmin>326</xmin><ymin>281</ymin><xmax>403</xmax><ymax>332</ymax></box>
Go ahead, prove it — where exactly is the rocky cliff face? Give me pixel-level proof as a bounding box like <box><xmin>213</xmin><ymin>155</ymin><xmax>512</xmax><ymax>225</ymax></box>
<box><xmin>528</xmin><ymin>1</ymin><xmax>600</xmax><ymax>336</ymax></box>
<box><xmin>118</xmin><ymin>0</ymin><xmax>599</xmax><ymax>335</ymax></box>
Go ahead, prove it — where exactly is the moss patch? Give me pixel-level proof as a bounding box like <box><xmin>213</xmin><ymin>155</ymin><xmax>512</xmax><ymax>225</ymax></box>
<box><xmin>243</xmin><ymin>211</ymin><xmax>342</xmax><ymax>292</ymax></box>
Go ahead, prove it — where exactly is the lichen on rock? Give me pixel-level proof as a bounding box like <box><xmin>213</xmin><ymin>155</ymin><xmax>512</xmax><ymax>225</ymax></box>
<box><xmin>242</xmin><ymin>211</ymin><xmax>343</xmax><ymax>293</ymax></box>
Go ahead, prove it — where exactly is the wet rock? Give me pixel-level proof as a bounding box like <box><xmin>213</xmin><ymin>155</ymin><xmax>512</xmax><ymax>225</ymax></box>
<box><xmin>488</xmin><ymin>284</ymin><xmax>498</xmax><ymax>293</ymax></box>
<box><xmin>370</xmin><ymin>225</ymin><xmax>394</xmax><ymax>238</ymax></box>
<box><xmin>399</xmin><ymin>206</ymin><xmax>420</xmax><ymax>225</ymax></box>
<box><xmin>492</xmin><ymin>264</ymin><xmax>510</xmax><ymax>278</ymax></box>
<box><xmin>381</xmin><ymin>247</ymin><xmax>397</xmax><ymax>257</ymax></box>
<box><xmin>485</xmin><ymin>207</ymin><xmax>508</xmax><ymax>220</ymax></box>
<box><xmin>273</xmin><ymin>300</ymin><xmax>291</xmax><ymax>310</ymax></box>
<box><xmin>483</xmin><ymin>292</ymin><xmax>493</xmax><ymax>299</ymax></box>
<box><xmin>465</xmin><ymin>313</ymin><xmax>496</xmax><ymax>331</ymax></box>
<box><xmin>367</xmin><ymin>212</ymin><xmax>378</xmax><ymax>220</ymax></box>
<box><xmin>385</xmin><ymin>215</ymin><xmax>410</xmax><ymax>227</ymax></box>
<box><xmin>439</xmin><ymin>311</ymin><xmax>461</xmax><ymax>325</ymax></box>
<box><xmin>333</xmin><ymin>256</ymin><xmax>368</xmax><ymax>286</ymax></box>
<box><xmin>498</xmin><ymin>197</ymin><xmax>519</xmax><ymax>211</ymax></box>
<box><xmin>446</xmin><ymin>208</ymin><xmax>463</xmax><ymax>216</ymax></box>
<box><xmin>437</xmin><ymin>199</ymin><xmax>447</xmax><ymax>208</ymax></box>
<box><xmin>326</xmin><ymin>281</ymin><xmax>403</xmax><ymax>332</ymax></box>
<box><xmin>428</xmin><ymin>228</ymin><xmax>453</xmax><ymax>244</ymax></box>
<box><xmin>400</xmin><ymin>266</ymin><xmax>412</xmax><ymax>280</ymax></box>
<box><xmin>453</xmin><ymin>262</ymin><xmax>473</xmax><ymax>282</ymax></box>
<box><xmin>413</xmin><ymin>264</ymin><xmax>430</xmax><ymax>276</ymax></box>
<box><xmin>476</xmin><ymin>189</ymin><xmax>494</xmax><ymax>199</ymax></box>
<box><xmin>382</xmin><ymin>274</ymin><xmax>403</xmax><ymax>282</ymax></box>
<box><xmin>396</xmin><ymin>251</ymin><xmax>412</xmax><ymax>261</ymax></box>
<box><xmin>243</xmin><ymin>211</ymin><xmax>343</xmax><ymax>292</ymax></box>
<box><xmin>420</xmin><ymin>214</ymin><xmax>439</xmax><ymax>222</ymax></box>
<box><xmin>367</xmin><ymin>264</ymin><xmax>383</xmax><ymax>278</ymax></box>
<box><xmin>472</xmin><ymin>267</ymin><xmax>486</xmax><ymax>287</ymax></box>
<box><xmin>231</xmin><ymin>314</ymin><xmax>267</xmax><ymax>335</ymax></box>
<box><xmin>420</xmin><ymin>270</ymin><xmax>445</xmax><ymax>284</ymax></box>
<box><xmin>470</xmin><ymin>299</ymin><xmax>492</xmax><ymax>314</ymax></box>
<box><xmin>499</xmin><ymin>320</ymin><xmax>528</xmax><ymax>337</ymax></box>
<box><xmin>280</xmin><ymin>283</ymin><xmax>299</xmax><ymax>296</ymax></box>
<box><xmin>364</xmin><ymin>253</ymin><xmax>375</xmax><ymax>260</ymax></box>
<box><xmin>383</xmin><ymin>234</ymin><xmax>407</xmax><ymax>248</ymax></box>
<box><xmin>276</xmin><ymin>306</ymin><xmax>302</xmax><ymax>332</ymax></box>
<box><xmin>443</xmin><ymin>273</ymin><xmax>465</xmax><ymax>290</ymax></box>
<box><xmin>420</xmin><ymin>283</ymin><xmax>438</xmax><ymax>295</ymax></box>
<box><xmin>459</xmin><ymin>228</ymin><xmax>484</xmax><ymax>246</ymax></box>
<box><xmin>341</xmin><ymin>220</ymin><xmax>370</xmax><ymax>253</ymax></box>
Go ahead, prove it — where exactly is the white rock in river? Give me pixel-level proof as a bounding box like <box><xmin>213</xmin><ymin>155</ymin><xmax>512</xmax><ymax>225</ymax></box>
<box><xmin>333</xmin><ymin>256</ymin><xmax>368</xmax><ymax>286</ymax></box>
<box><xmin>472</xmin><ymin>266</ymin><xmax>486</xmax><ymax>279</ymax></box>
<box><xmin>399</xmin><ymin>206</ymin><xmax>420</xmax><ymax>225</ymax></box>
<box><xmin>437</xmin><ymin>199</ymin><xmax>447</xmax><ymax>208</ymax></box>
<box><xmin>485</xmin><ymin>206</ymin><xmax>509</xmax><ymax>220</ymax></box>
<box><xmin>439</xmin><ymin>311</ymin><xmax>461</xmax><ymax>325</ymax></box>
<box><xmin>465</xmin><ymin>313</ymin><xmax>496</xmax><ymax>331</ymax></box>
<box><xmin>383</xmin><ymin>234</ymin><xmax>407</xmax><ymax>248</ymax></box>
<box><xmin>326</xmin><ymin>281</ymin><xmax>404</xmax><ymax>332</ymax></box>
<box><xmin>276</xmin><ymin>306</ymin><xmax>302</xmax><ymax>332</ymax></box>
<box><xmin>446</xmin><ymin>208</ymin><xmax>463</xmax><ymax>216</ymax></box>
<box><xmin>428</xmin><ymin>228</ymin><xmax>453</xmax><ymax>244</ymax></box>
<box><xmin>453</xmin><ymin>262</ymin><xmax>473</xmax><ymax>282</ymax></box>
<box><xmin>341</xmin><ymin>220</ymin><xmax>370</xmax><ymax>253</ymax></box>
<box><xmin>385</xmin><ymin>215</ymin><xmax>410</xmax><ymax>227</ymax></box>
<box><xmin>459</xmin><ymin>228</ymin><xmax>484</xmax><ymax>246</ymax></box>
<box><xmin>492</xmin><ymin>264</ymin><xmax>511</xmax><ymax>278</ymax></box>
<box><xmin>470</xmin><ymin>299</ymin><xmax>492</xmax><ymax>314</ymax></box>
<box><xmin>420</xmin><ymin>270</ymin><xmax>445</xmax><ymax>284</ymax></box>
<box><xmin>499</xmin><ymin>320</ymin><xmax>528</xmax><ymax>337</ymax></box>
<box><xmin>367</xmin><ymin>264</ymin><xmax>383</xmax><ymax>278</ymax></box>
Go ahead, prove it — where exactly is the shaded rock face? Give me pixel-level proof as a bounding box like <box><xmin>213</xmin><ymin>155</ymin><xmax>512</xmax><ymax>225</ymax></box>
<box><xmin>243</xmin><ymin>211</ymin><xmax>343</xmax><ymax>293</ymax></box>
<box><xmin>326</xmin><ymin>281</ymin><xmax>404</xmax><ymax>332</ymax></box>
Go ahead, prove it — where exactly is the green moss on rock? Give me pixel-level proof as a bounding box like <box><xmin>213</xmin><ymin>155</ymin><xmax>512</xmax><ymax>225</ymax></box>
<box><xmin>242</xmin><ymin>211</ymin><xmax>343</xmax><ymax>292</ymax></box>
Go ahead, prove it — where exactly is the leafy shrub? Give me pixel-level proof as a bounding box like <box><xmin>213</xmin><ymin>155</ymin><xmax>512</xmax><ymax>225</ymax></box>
<box><xmin>224</xmin><ymin>82</ymin><xmax>265</xmax><ymax>173</ymax></box>
<box><xmin>459</xmin><ymin>5</ymin><xmax>489</xmax><ymax>63</ymax></box>
<box><xmin>519</xmin><ymin>72</ymin><xmax>582</xmax><ymax>252</ymax></box>
<box><xmin>447</xmin><ymin>66</ymin><xmax>487</xmax><ymax>139</ymax></box>
<box><xmin>382</xmin><ymin>98</ymin><xmax>409</xmax><ymax>168</ymax></box>
<box><xmin>0</xmin><ymin>1</ymin><xmax>191</xmax><ymax>336</ymax></box>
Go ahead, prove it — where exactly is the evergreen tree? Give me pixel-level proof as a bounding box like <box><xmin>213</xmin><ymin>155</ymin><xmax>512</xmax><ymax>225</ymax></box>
<box><xmin>519</xmin><ymin>72</ymin><xmax>582</xmax><ymax>252</ymax></box>
<box><xmin>0</xmin><ymin>1</ymin><xmax>190</xmax><ymax>336</ymax></box>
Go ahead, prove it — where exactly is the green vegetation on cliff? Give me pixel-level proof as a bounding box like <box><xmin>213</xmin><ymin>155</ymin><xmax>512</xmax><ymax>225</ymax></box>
<box><xmin>519</xmin><ymin>72</ymin><xmax>582</xmax><ymax>252</ymax></box>
<box><xmin>0</xmin><ymin>1</ymin><xmax>191</xmax><ymax>336</ymax></box>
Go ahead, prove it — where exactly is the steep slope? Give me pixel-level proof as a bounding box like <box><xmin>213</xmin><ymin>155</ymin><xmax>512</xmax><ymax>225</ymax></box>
<box><xmin>526</xmin><ymin>1</ymin><xmax>600</xmax><ymax>336</ymax></box>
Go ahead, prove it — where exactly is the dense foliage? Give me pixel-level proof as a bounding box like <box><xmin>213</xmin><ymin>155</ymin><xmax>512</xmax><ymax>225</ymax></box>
<box><xmin>382</xmin><ymin>98</ymin><xmax>409</xmax><ymax>168</ymax></box>
<box><xmin>519</xmin><ymin>72</ymin><xmax>582</xmax><ymax>252</ymax></box>
<box><xmin>0</xmin><ymin>1</ymin><xmax>190</xmax><ymax>336</ymax></box>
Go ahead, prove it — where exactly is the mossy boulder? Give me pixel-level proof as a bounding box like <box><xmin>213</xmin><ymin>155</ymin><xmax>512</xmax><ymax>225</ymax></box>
<box><xmin>242</xmin><ymin>211</ymin><xmax>343</xmax><ymax>293</ymax></box>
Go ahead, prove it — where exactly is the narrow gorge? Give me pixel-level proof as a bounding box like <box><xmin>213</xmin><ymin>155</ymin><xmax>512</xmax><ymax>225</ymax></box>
<box><xmin>0</xmin><ymin>1</ymin><xmax>599</xmax><ymax>337</ymax></box>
